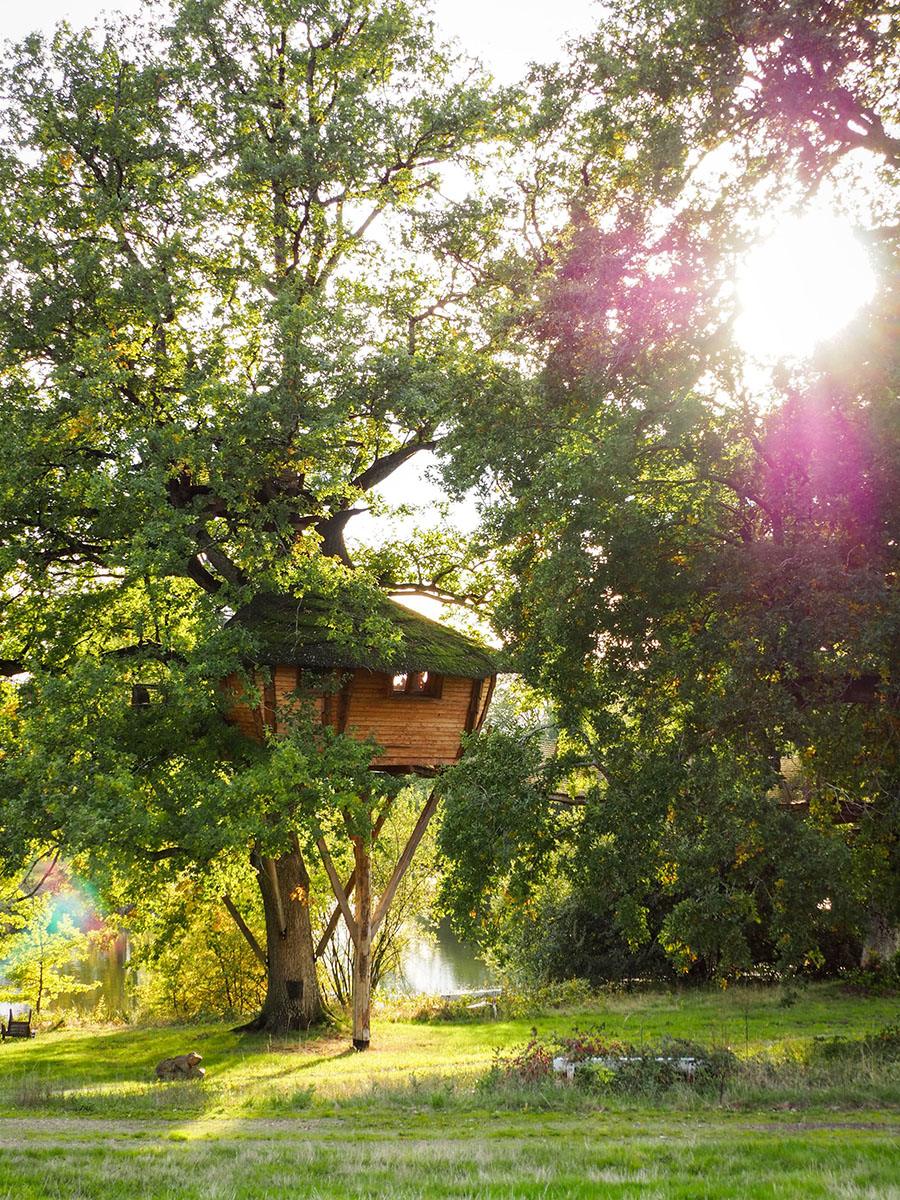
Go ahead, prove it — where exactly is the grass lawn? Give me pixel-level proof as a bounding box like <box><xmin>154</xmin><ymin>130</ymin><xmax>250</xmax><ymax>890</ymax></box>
<box><xmin>0</xmin><ymin>982</ymin><xmax>896</xmax><ymax>1197</ymax></box>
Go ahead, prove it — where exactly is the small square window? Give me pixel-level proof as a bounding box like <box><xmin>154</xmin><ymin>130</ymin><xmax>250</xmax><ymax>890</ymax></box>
<box><xmin>389</xmin><ymin>671</ymin><xmax>442</xmax><ymax>698</ymax></box>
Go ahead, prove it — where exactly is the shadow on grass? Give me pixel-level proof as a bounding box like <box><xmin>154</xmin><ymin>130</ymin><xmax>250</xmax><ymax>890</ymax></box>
<box><xmin>0</xmin><ymin>1020</ymin><xmax>356</xmax><ymax>1118</ymax></box>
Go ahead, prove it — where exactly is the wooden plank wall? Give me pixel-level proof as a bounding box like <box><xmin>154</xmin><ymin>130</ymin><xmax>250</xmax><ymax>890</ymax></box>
<box><xmin>343</xmin><ymin>670</ymin><xmax>473</xmax><ymax>767</ymax></box>
<box><xmin>222</xmin><ymin>669</ymin><xmax>325</xmax><ymax>741</ymax></box>
<box><xmin>220</xmin><ymin>672</ymin><xmax>264</xmax><ymax>740</ymax></box>
<box><xmin>222</xmin><ymin>668</ymin><xmax>494</xmax><ymax>769</ymax></box>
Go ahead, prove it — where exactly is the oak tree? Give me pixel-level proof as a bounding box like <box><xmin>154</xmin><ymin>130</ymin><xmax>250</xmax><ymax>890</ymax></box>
<box><xmin>0</xmin><ymin>0</ymin><xmax>515</xmax><ymax>1032</ymax></box>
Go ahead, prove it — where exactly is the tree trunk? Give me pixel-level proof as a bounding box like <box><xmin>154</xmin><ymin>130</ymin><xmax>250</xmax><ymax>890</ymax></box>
<box><xmin>861</xmin><ymin>909</ymin><xmax>900</xmax><ymax>968</ymax></box>
<box><xmin>248</xmin><ymin>849</ymin><xmax>325</xmax><ymax>1033</ymax></box>
<box><xmin>351</xmin><ymin>836</ymin><xmax>372</xmax><ymax>1051</ymax></box>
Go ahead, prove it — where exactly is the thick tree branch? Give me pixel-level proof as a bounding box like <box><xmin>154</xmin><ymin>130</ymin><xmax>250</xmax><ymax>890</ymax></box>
<box><xmin>8</xmin><ymin>851</ymin><xmax>60</xmax><ymax>904</ymax></box>
<box><xmin>351</xmin><ymin>441</ymin><xmax>438</xmax><ymax>493</ymax></box>
<box><xmin>549</xmin><ymin>793</ymin><xmax>587</xmax><ymax>807</ymax></box>
<box><xmin>107</xmin><ymin>643</ymin><xmax>188</xmax><ymax>665</ymax></box>
<box><xmin>147</xmin><ymin>847</ymin><xmax>186</xmax><ymax>862</ymax></box>
<box><xmin>185</xmin><ymin>556</ymin><xmax>222</xmax><ymax>593</ymax></box>
<box><xmin>194</xmin><ymin>525</ymin><xmax>248</xmax><ymax>588</ymax></box>
<box><xmin>262</xmin><ymin>857</ymin><xmax>288</xmax><ymax>937</ymax></box>
<box><xmin>314</xmin><ymin>509</ymin><xmax>363</xmax><ymax>565</ymax></box>
<box><xmin>388</xmin><ymin>585</ymin><xmax>487</xmax><ymax>614</ymax></box>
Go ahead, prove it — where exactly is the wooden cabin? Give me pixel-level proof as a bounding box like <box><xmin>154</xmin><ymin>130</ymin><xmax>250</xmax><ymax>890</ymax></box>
<box><xmin>222</xmin><ymin>591</ymin><xmax>497</xmax><ymax>770</ymax></box>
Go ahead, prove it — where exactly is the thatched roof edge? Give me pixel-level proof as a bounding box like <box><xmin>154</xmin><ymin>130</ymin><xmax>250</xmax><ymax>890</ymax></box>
<box><xmin>228</xmin><ymin>590</ymin><xmax>499</xmax><ymax>679</ymax></box>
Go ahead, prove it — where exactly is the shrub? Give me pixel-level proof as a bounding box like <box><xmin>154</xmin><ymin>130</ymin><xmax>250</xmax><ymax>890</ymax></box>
<box><xmin>842</xmin><ymin>952</ymin><xmax>900</xmax><ymax>997</ymax></box>
<box><xmin>130</xmin><ymin>884</ymin><xmax>266</xmax><ymax>1021</ymax></box>
<box><xmin>488</xmin><ymin>1030</ymin><xmax>555</xmax><ymax>1083</ymax></box>
<box><xmin>481</xmin><ymin>1028</ymin><xmax>738</xmax><ymax>1097</ymax></box>
<box><xmin>813</xmin><ymin>1023</ymin><xmax>900</xmax><ymax>1064</ymax></box>
<box><xmin>554</xmin><ymin>1026</ymin><xmax>630</xmax><ymax>1062</ymax></box>
<box><xmin>863</xmin><ymin>1023</ymin><xmax>900</xmax><ymax>1060</ymax></box>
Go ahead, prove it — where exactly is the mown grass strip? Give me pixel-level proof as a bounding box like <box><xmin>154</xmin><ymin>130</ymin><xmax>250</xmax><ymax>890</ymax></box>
<box><xmin>0</xmin><ymin>1116</ymin><xmax>897</xmax><ymax>1199</ymax></box>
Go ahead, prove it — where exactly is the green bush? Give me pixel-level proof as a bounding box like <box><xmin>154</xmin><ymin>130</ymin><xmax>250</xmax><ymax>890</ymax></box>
<box><xmin>842</xmin><ymin>952</ymin><xmax>900</xmax><ymax>997</ymax></box>
<box><xmin>813</xmin><ymin>1022</ymin><xmax>900</xmax><ymax>1064</ymax></box>
<box><xmin>863</xmin><ymin>1023</ymin><xmax>900</xmax><ymax>1059</ymax></box>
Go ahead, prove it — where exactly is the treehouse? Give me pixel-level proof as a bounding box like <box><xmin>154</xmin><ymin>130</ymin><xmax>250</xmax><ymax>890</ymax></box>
<box><xmin>222</xmin><ymin>590</ymin><xmax>498</xmax><ymax>769</ymax></box>
<box><xmin>220</xmin><ymin>588</ymin><xmax>499</xmax><ymax>1051</ymax></box>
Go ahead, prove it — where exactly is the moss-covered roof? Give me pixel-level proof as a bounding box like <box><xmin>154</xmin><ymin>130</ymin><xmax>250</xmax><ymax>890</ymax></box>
<box><xmin>229</xmin><ymin>590</ymin><xmax>498</xmax><ymax>679</ymax></box>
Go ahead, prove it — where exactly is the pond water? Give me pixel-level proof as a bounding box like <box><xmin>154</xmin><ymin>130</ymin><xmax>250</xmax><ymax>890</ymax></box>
<box><xmin>71</xmin><ymin>934</ymin><xmax>132</xmax><ymax>1014</ymax></box>
<box><xmin>383</xmin><ymin>919</ymin><xmax>493</xmax><ymax>995</ymax></box>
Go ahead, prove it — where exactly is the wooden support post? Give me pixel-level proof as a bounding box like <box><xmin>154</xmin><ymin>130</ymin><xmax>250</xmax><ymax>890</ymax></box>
<box><xmin>315</xmin><ymin>798</ymin><xmax>394</xmax><ymax>961</ymax></box>
<box><xmin>221</xmin><ymin>893</ymin><xmax>267</xmax><ymax>966</ymax></box>
<box><xmin>371</xmin><ymin>788</ymin><xmax>439</xmax><ymax>936</ymax></box>
<box><xmin>316</xmin><ymin>835</ymin><xmax>359</xmax><ymax>946</ymax></box>
<box><xmin>463</xmin><ymin>678</ymin><xmax>483</xmax><ymax>735</ymax></box>
<box><xmin>315</xmin><ymin>866</ymin><xmax>356</xmax><ymax>960</ymax></box>
<box><xmin>351</xmin><ymin>835</ymin><xmax>372</xmax><ymax>1051</ymax></box>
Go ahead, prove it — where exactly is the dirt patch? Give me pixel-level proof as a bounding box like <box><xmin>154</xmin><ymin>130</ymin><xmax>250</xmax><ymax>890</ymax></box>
<box><xmin>0</xmin><ymin>1116</ymin><xmax>345</xmax><ymax>1142</ymax></box>
<box><xmin>742</xmin><ymin>1121</ymin><xmax>900</xmax><ymax>1133</ymax></box>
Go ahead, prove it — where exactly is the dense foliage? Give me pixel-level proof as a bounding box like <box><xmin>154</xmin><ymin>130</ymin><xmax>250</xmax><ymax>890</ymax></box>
<box><xmin>0</xmin><ymin>0</ymin><xmax>516</xmax><ymax>1030</ymax></box>
<box><xmin>438</xmin><ymin>0</ymin><xmax>899</xmax><ymax>982</ymax></box>
<box><xmin>0</xmin><ymin>0</ymin><xmax>896</xmax><ymax>1006</ymax></box>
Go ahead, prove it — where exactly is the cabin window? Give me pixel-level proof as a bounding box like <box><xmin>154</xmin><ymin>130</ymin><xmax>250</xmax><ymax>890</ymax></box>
<box><xmin>388</xmin><ymin>670</ymin><xmax>443</xmax><ymax>698</ymax></box>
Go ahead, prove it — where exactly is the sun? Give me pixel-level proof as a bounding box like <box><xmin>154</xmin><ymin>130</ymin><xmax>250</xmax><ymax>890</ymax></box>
<box><xmin>735</xmin><ymin>211</ymin><xmax>876</xmax><ymax>362</ymax></box>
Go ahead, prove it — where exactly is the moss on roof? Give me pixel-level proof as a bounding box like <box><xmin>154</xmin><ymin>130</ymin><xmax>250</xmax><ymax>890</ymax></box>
<box><xmin>229</xmin><ymin>590</ymin><xmax>498</xmax><ymax>679</ymax></box>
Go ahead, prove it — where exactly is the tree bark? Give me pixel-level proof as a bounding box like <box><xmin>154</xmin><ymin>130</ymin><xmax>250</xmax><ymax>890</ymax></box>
<box><xmin>351</xmin><ymin>836</ymin><xmax>372</xmax><ymax>1051</ymax></box>
<box><xmin>247</xmin><ymin>849</ymin><xmax>325</xmax><ymax>1033</ymax></box>
<box><xmin>861</xmin><ymin>909</ymin><xmax>900</xmax><ymax>968</ymax></box>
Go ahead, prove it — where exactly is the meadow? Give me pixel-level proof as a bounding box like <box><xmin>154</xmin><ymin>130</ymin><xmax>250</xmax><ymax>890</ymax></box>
<box><xmin>0</xmin><ymin>983</ymin><xmax>897</xmax><ymax>1198</ymax></box>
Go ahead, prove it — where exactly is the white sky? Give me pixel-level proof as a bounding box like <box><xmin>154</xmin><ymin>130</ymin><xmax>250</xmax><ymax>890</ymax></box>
<box><xmin>0</xmin><ymin>0</ymin><xmax>597</xmax><ymax>83</ymax></box>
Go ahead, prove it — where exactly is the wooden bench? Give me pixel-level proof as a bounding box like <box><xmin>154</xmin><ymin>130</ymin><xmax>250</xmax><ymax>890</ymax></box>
<box><xmin>1</xmin><ymin>1009</ymin><xmax>35</xmax><ymax>1040</ymax></box>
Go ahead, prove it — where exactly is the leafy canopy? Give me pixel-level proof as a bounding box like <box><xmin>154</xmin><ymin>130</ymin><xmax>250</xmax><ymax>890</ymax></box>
<box><xmin>0</xmin><ymin>0</ymin><xmax>516</xmax><ymax>892</ymax></box>
<box><xmin>438</xmin><ymin>0</ymin><xmax>899</xmax><ymax>979</ymax></box>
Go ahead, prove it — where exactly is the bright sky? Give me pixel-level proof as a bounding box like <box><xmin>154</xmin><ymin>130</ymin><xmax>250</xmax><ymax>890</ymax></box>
<box><xmin>0</xmin><ymin>0</ymin><xmax>597</xmax><ymax>83</ymax></box>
